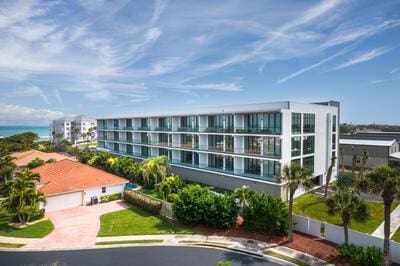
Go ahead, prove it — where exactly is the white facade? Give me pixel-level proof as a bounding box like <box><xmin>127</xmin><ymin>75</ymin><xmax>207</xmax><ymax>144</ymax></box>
<box><xmin>51</xmin><ymin>115</ymin><xmax>97</xmax><ymax>144</ymax></box>
<box><xmin>96</xmin><ymin>101</ymin><xmax>339</xmax><ymax>200</ymax></box>
<box><xmin>42</xmin><ymin>184</ymin><xmax>125</xmax><ymax>212</ymax></box>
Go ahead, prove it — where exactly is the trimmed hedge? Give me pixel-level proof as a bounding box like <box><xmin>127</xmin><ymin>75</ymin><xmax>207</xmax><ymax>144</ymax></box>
<box><xmin>338</xmin><ymin>244</ymin><xmax>383</xmax><ymax>266</ymax></box>
<box><xmin>100</xmin><ymin>193</ymin><xmax>122</xmax><ymax>203</ymax></box>
<box><xmin>123</xmin><ymin>189</ymin><xmax>162</xmax><ymax>215</ymax></box>
<box><xmin>244</xmin><ymin>193</ymin><xmax>288</xmax><ymax>236</ymax></box>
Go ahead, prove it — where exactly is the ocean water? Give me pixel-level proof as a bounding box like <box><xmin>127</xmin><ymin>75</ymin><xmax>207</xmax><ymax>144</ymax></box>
<box><xmin>0</xmin><ymin>126</ymin><xmax>50</xmax><ymax>141</ymax></box>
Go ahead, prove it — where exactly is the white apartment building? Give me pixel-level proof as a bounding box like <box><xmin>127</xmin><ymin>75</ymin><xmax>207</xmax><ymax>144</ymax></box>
<box><xmin>52</xmin><ymin>115</ymin><xmax>97</xmax><ymax>144</ymax></box>
<box><xmin>96</xmin><ymin>101</ymin><xmax>339</xmax><ymax>200</ymax></box>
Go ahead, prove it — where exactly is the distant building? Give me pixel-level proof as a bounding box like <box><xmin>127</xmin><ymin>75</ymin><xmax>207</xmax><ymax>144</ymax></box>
<box><xmin>51</xmin><ymin>115</ymin><xmax>97</xmax><ymax>144</ymax></box>
<box><xmin>340</xmin><ymin>132</ymin><xmax>400</xmax><ymax>168</ymax></box>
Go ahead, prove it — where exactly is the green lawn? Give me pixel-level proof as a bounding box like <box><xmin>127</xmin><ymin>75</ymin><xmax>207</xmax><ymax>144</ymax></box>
<box><xmin>293</xmin><ymin>194</ymin><xmax>399</xmax><ymax>234</ymax></box>
<box><xmin>391</xmin><ymin>228</ymin><xmax>400</xmax><ymax>243</ymax></box>
<box><xmin>98</xmin><ymin>206</ymin><xmax>196</xmax><ymax>236</ymax></box>
<box><xmin>0</xmin><ymin>216</ymin><xmax>54</xmax><ymax>238</ymax></box>
<box><xmin>138</xmin><ymin>187</ymin><xmax>163</xmax><ymax>200</ymax></box>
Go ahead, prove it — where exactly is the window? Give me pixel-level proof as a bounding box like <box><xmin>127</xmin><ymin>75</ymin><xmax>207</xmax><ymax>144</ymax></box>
<box><xmin>263</xmin><ymin>112</ymin><xmax>282</xmax><ymax>134</ymax></box>
<box><xmin>245</xmin><ymin>136</ymin><xmax>261</xmax><ymax>155</ymax></box>
<box><xmin>291</xmin><ymin>137</ymin><xmax>301</xmax><ymax>157</ymax></box>
<box><xmin>159</xmin><ymin>117</ymin><xmax>170</xmax><ymax>129</ymax></box>
<box><xmin>303</xmin><ymin>156</ymin><xmax>314</xmax><ymax>173</ymax></box>
<box><xmin>208</xmin><ymin>154</ymin><xmax>224</xmax><ymax>169</ymax></box>
<box><xmin>102</xmin><ymin>187</ymin><xmax>106</xmax><ymax>193</ymax></box>
<box><xmin>263</xmin><ymin>160</ymin><xmax>281</xmax><ymax>179</ymax></box>
<box><xmin>140</xmin><ymin>118</ymin><xmax>148</xmax><ymax>128</ymax></box>
<box><xmin>292</xmin><ymin>113</ymin><xmax>302</xmax><ymax>134</ymax></box>
<box><xmin>141</xmin><ymin>132</ymin><xmax>148</xmax><ymax>144</ymax></box>
<box><xmin>303</xmin><ymin>113</ymin><xmax>315</xmax><ymax>133</ymax></box>
<box><xmin>181</xmin><ymin>134</ymin><xmax>193</xmax><ymax>147</ymax></box>
<box><xmin>244</xmin><ymin>158</ymin><xmax>261</xmax><ymax>175</ymax></box>
<box><xmin>159</xmin><ymin>148</ymin><xmax>168</xmax><ymax>157</ymax></box>
<box><xmin>225</xmin><ymin>156</ymin><xmax>234</xmax><ymax>171</ymax></box>
<box><xmin>180</xmin><ymin>116</ymin><xmax>192</xmax><ymax>128</ymax></box>
<box><xmin>159</xmin><ymin>133</ymin><xmax>168</xmax><ymax>144</ymax></box>
<box><xmin>208</xmin><ymin>135</ymin><xmax>224</xmax><ymax>150</ymax></box>
<box><xmin>225</xmin><ymin>135</ymin><xmax>234</xmax><ymax>152</ymax></box>
<box><xmin>291</xmin><ymin>158</ymin><xmax>301</xmax><ymax>165</ymax></box>
<box><xmin>225</xmin><ymin>114</ymin><xmax>234</xmax><ymax>130</ymax></box>
<box><xmin>114</xmin><ymin>143</ymin><xmax>119</xmax><ymax>152</ymax></box>
<box><xmin>245</xmin><ymin>113</ymin><xmax>261</xmax><ymax>129</ymax></box>
<box><xmin>181</xmin><ymin>151</ymin><xmax>193</xmax><ymax>164</ymax></box>
<box><xmin>332</xmin><ymin>134</ymin><xmax>336</xmax><ymax>150</ymax></box>
<box><xmin>208</xmin><ymin>115</ymin><xmax>223</xmax><ymax>129</ymax></box>
<box><xmin>141</xmin><ymin>146</ymin><xmax>149</xmax><ymax>157</ymax></box>
<box><xmin>263</xmin><ymin>137</ymin><xmax>281</xmax><ymax>157</ymax></box>
<box><xmin>126</xmin><ymin>119</ymin><xmax>132</xmax><ymax>128</ymax></box>
<box><xmin>303</xmin><ymin>136</ymin><xmax>315</xmax><ymax>155</ymax></box>
<box><xmin>332</xmin><ymin>115</ymin><xmax>337</xmax><ymax>132</ymax></box>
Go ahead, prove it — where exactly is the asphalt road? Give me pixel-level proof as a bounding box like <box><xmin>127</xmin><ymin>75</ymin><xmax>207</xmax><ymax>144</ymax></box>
<box><xmin>0</xmin><ymin>246</ymin><xmax>285</xmax><ymax>266</ymax></box>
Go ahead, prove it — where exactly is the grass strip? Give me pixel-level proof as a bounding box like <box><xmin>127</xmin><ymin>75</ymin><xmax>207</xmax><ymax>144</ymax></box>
<box><xmin>179</xmin><ymin>240</ymin><xmax>232</xmax><ymax>247</ymax></box>
<box><xmin>96</xmin><ymin>239</ymin><xmax>164</xmax><ymax>245</ymax></box>
<box><xmin>0</xmin><ymin>242</ymin><xmax>25</xmax><ymax>248</ymax></box>
<box><xmin>263</xmin><ymin>250</ymin><xmax>311</xmax><ymax>266</ymax></box>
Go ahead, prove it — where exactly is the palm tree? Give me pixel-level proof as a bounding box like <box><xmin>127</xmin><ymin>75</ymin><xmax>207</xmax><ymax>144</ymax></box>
<box><xmin>360</xmin><ymin>166</ymin><xmax>400</xmax><ymax>265</ymax></box>
<box><xmin>141</xmin><ymin>156</ymin><xmax>169</xmax><ymax>185</ymax></box>
<box><xmin>277</xmin><ymin>163</ymin><xmax>313</xmax><ymax>242</ymax></box>
<box><xmin>72</xmin><ymin>128</ymin><xmax>81</xmax><ymax>145</ymax></box>
<box><xmin>339</xmin><ymin>147</ymin><xmax>345</xmax><ymax>174</ymax></box>
<box><xmin>358</xmin><ymin>149</ymin><xmax>369</xmax><ymax>180</ymax></box>
<box><xmin>0</xmin><ymin>155</ymin><xmax>17</xmax><ymax>185</ymax></box>
<box><xmin>234</xmin><ymin>185</ymin><xmax>252</xmax><ymax>216</ymax></box>
<box><xmin>351</xmin><ymin>155</ymin><xmax>358</xmax><ymax>174</ymax></box>
<box><xmin>324</xmin><ymin>155</ymin><xmax>337</xmax><ymax>198</ymax></box>
<box><xmin>1</xmin><ymin>170</ymin><xmax>46</xmax><ymax>224</ymax></box>
<box><xmin>325</xmin><ymin>190</ymin><xmax>369</xmax><ymax>245</ymax></box>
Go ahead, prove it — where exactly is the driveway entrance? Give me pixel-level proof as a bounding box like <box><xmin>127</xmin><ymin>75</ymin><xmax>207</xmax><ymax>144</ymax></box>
<box><xmin>25</xmin><ymin>200</ymin><xmax>128</xmax><ymax>249</ymax></box>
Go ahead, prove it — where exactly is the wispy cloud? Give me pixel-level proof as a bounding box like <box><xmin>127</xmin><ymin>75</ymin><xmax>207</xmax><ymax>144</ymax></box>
<box><xmin>0</xmin><ymin>102</ymin><xmax>64</xmax><ymax>125</ymax></box>
<box><xmin>390</xmin><ymin>66</ymin><xmax>400</xmax><ymax>74</ymax></box>
<box><xmin>54</xmin><ymin>88</ymin><xmax>63</xmax><ymax>105</ymax></box>
<box><xmin>334</xmin><ymin>47</ymin><xmax>390</xmax><ymax>70</ymax></box>
<box><xmin>9</xmin><ymin>86</ymin><xmax>49</xmax><ymax>104</ymax></box>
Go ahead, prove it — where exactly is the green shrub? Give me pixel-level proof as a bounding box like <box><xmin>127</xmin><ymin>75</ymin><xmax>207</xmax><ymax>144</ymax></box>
<box><xmin>244</xmin><ymin>193</ymin><xmax>288</xmax><ymax>236</ymax></box>
<box><xmin>27</xmin><ymin>158</ymin><xmax>45</xmax><ymax>169</ymax></box>
<box><xmin>173</xmin><ymin>185</ymin><xmax>238</xmax><ymax>229</ymax></box>
<box><xmin>167</xmin><ymin>193</ymin><xmax>180</xmax><ymax>203</ymax></box>
<box><xmin>100</xmin><ymin>193</ymin><xmax>122</xmax><ymax>203</ymax></box>
<box><xmin>46</xmin><ymin>158</ymin><xmax>57</xmax><ymax>164</ymax></box>
<box><xmin>173</xmin><ymin>185</ymin><xmax>212</xmax><ymax>225</ymax></box>
<box><xmin>123</xmin><ymin>189</ymin><xmax>162</xmax><ymax>215</ymax></box>
<box><xmin>207</xmin><ymin>193</ymin><xmax>239</xmax><ymax>229</ymax></box>
<box><xmin>338</xmin><ymin>244</ymin><xmax>383</xmax><ymax>266</ymax></box>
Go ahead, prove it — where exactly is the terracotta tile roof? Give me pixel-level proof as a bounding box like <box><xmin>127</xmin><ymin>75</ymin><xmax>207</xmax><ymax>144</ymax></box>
<box><xmin>32</xmin><ymin>159</ymin><xmax>128</xmax><ymax>196</ymax></box>
<box><xmin>12</xmin><ymin>149</ymin><xmax>75</xmax><ymax>167</ymax></box>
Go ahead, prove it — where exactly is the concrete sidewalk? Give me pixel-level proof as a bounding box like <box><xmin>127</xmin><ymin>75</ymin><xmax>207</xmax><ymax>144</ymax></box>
<box><xmin>96</xmin><ymin>234</ymin><xmax>332</xmax><ymax>266</ymax></box>
<box><xmin>372</xmin><ymin>204</ymin><xmax>400</xmax><ymax>238</ymax></box>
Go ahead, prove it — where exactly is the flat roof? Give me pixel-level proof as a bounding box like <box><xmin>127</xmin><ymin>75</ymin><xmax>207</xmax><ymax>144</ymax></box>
<box><xmin>390</xmin><ymin>152</ymin><xmax>400</xmax><ymax>160</ymax></box>
<box><xmin>340</xmin><ymin>138</ymin><xmax>396</xmax><ymax>147</ymax></box>
<box><xmin>98</xmin><ymin>101</ymin><xmax>338</xmax><ymax>119</ymax></box>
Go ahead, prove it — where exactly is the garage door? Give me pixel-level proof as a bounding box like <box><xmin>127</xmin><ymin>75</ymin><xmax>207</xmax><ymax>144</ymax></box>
<box><xmin>45</xmin><ymin>192</ymin><xmax>83</xmax><ymax>212</ymax></box>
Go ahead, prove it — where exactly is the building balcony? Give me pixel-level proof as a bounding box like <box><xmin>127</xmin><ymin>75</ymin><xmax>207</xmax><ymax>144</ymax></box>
<box><xmin>176</xmin><ymin>127</ymin><xmax>199</xmax><ymax>132</ymax></box>
<box><xmin>152</xmin><ymin>127</ymin><xmax>172</xmax><ymax>132</ymax></box>
<box><xmin>234</xmin><ymin>127</ymin><xmax>281</xmax><ymax>135</ymax></box>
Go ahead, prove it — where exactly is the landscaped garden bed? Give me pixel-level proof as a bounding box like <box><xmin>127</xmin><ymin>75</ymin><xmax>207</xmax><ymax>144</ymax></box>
<box><xmin>97</xmin><ymin>206</ymin><xmax>196</xmax><ymax>237</ymax></box>
<box><xmin>294</xmin><ymin>194</ymin><xmax>399</xmax><ymax>233</ymax></box>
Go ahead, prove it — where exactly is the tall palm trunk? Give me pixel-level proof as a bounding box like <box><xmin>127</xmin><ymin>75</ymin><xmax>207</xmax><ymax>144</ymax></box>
<box><xmin>288</xmin><ymin>190</ymin><xmax>294</xmax><ymax>242</ymax></box>
<box><xmin>383</xmin><ymin>200</ymin><xmax>392</xmax><ymax>266</ymax></box>
<box><xmin>342</xmin><ymin>213</ymin><xmax>350</xmax><ymax>245</ymax></box>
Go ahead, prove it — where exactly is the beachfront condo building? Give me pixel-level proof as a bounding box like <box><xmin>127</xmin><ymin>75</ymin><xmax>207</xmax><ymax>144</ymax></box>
<box><xmin>96</xmin><ymin>101</ymin><xmax>339</xmax><ymax>200</ymax></box>
<box><xmin>51</xmin><ymin>115</ymin><xmax>97</xmax><ymax>144</ymax></box>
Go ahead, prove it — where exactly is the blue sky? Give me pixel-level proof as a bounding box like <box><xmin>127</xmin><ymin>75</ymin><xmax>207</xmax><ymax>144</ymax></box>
<box><xmin>0</xmin><ymin>0</ymin><xmax>399</xmax><ymax>125</ymax></box>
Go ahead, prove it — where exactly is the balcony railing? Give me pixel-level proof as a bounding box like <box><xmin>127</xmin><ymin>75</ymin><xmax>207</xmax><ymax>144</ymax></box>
<box><xmin>153</xmin><ymin>127</ymin><xmax>172</xmax><ymax>131</ymax></box>
<box><xmin>234</xmin><ymin>127</ymin><xmax>281</xmax><ymax>134</ymax></box>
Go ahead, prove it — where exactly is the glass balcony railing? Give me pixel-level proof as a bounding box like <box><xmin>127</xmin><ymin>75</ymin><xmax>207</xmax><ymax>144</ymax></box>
<box><xmin>176</xmin><ymin>127</ymin><xmax>199</xmax><ymax>132</ymax></box>
<box><xmin>153</xmin><ymin>127</ymin><xmax>172</xmax><ymax>131</ymax></box>
<box><xmin>137</xmin><ymin>126</ymin><xmax>150</xmax><ymax>131</ymax></box>
<box><xmin>234</xmin><ymin>127</ymin><xmax>281</xmax><ymax>135</ymax></box>
<box><xmin>169</xmin><ymin>160</ymin><xmax>278</xmax><ymax>183</ymax></box>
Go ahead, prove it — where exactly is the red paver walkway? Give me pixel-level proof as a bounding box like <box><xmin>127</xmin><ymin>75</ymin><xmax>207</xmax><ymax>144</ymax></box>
<box><xmin>25</xmin><ymin>200</ymin><xmax>128</xmax><ymax>249</ymax></box>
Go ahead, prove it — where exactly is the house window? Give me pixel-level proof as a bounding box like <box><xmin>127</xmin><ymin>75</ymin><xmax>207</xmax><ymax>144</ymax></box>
<box><xmin>102</xmin><ymin>187</ymin><xmax>106</xmax><ymax>193</ymax></box>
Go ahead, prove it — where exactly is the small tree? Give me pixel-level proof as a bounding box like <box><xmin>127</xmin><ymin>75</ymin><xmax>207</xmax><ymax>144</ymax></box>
<box><xmin>326</xmin><ymin>190</ymin><xmax>369</xmax><ymax>245</ymax></box>
<box><xmin>234</xmin><ymin>185</ymin><xmax>252</xmax><ymax>216</ymax></box>
<box><xmin>339</xmin><ymin>147</ymin><xmax>345</xmax><ymax>174</ymax></box>
<box><xmin>277</xmin><ymin>163</ymin><xmax>313</xmax><ymax>242</ymax></box>
<box><xmin>351</xmin><ymin>155</ymin><xmax>358</xmax><ymax>174</ymax></box>
<box><xmin>360</xmin><ymin>166</ymin><xmax>400</xmax><ymax>265</ymax></box>
<box><xmin>1</xmin><ymin>170</ymin><xmax>46</xmax><ymax>224</ymax></box>
<box><xmin>324</xmin><ymin>155</ymin><xmax>337</xmax><ymax>198</ymax></box>
<box><xmin>358</xmin><ymin>149</ymin><xmax>369</xmax><ymax>180</ymax></box>
<box><xmin>141</xmin><ymin>156</ymin><xmax>169</xmax><ymax>185</ymax></box>
<box><xmin>0</xmin><ymin>155</ymin><xmax>16</xmax><ymax>186</ymax></box>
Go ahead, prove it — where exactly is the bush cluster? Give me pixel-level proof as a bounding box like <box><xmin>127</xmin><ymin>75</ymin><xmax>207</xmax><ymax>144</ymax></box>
<box><xmin>173</xmin><ymin>185</ymin><xmax>239</xmax><ymax>229</ymax></box>
<box><xmin>244</xmin><ymin>193</ymin><xmax>288</xmax><ymax>236</ymax></box>
<box><xmin>100</xmin><ymin>193</ymin><xmax>122</xmax><ymax>203</ymax></box>
<box><xmin>27</xmin><ymin>158</ymin><xmax>45</xmax><ymax>169</ymax></box>
<box><xmin>338</xmin><ymin>244</ymin><xmax>383</xmax><ymax>266</ymax></box>
<box><xmin>123</xmin><ymin>189</ymin><xmax>162</xmax><ymax>215</ymax></box>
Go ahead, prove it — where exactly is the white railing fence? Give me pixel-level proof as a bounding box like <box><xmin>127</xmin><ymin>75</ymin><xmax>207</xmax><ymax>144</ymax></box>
<box><xmin>293</xmin><ymin>214</ymin><xmax>400</xmax><ymax>263</ymax></box>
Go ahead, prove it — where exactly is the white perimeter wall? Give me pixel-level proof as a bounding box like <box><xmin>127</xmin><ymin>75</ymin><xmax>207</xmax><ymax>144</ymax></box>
<box><xmin>83</xmin><ymin>184</ymin><xmax>125</xmax><ymax>204</ymax></box>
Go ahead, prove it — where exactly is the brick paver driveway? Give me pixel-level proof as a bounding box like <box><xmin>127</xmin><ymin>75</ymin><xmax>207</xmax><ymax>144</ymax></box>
<box><xmin>25</xmin><ymin>200</ymin><xmax>129</xmax><ymax>249</ymax></box>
